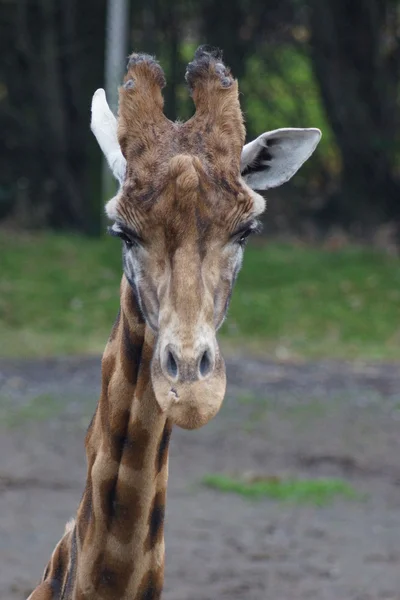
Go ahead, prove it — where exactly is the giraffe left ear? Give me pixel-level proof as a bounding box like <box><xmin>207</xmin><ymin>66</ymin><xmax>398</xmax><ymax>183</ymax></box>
<box><xmin>91</xmin><ymin>88</ymin><xmax>127</xmax><ymax>185</ymax></box>
<box><xmin>241</xmin><ymin>128</ymin><xmax>321</xmax><ymax>190</ymax></box>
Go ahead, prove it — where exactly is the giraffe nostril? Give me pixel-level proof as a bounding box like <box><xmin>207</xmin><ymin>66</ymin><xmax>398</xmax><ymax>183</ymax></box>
<box><xmin>166</xmin><ymin>350</ymin><xmax>178</xmax><ymax>379</ymax></box>
<box><xmin>199</xmin><ymin>350</ymin><xmax>212</xmax><ymax>378</ymax></box>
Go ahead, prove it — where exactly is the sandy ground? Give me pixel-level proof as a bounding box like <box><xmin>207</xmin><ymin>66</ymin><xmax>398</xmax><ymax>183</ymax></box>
<box><xmin>1</xmin><ymin>355</ymin><xmax>400</xmax><ymax>599</ymax></box>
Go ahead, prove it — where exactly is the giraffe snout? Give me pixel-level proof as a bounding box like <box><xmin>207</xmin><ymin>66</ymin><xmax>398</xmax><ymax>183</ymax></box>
<box><xmin>152</xmin><ymin>324</ymin><xmax>226</xmax><ymax>429</ymax></box>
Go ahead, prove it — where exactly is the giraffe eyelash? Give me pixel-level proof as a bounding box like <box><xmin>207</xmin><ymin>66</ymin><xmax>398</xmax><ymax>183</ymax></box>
<box><xmin>232</xmin><ymin>220</ymin><xmax>262</xmax><ymax>246</ymax></box>
<box><xmin>108</xmin><ymin>224</ymin><xmax>141</xmax><ymax>248</ymax></box>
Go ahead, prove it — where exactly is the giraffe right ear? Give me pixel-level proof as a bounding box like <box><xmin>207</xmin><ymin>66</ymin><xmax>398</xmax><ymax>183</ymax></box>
<box><xmin>241</xmin><ymin>128</ymin><xmax>321</xmax><ymax>190</ymax></box>
<box><xmin>91</xmin><ymin>89</ymin><xmax>126</xmax><ymax>185</ymax></box>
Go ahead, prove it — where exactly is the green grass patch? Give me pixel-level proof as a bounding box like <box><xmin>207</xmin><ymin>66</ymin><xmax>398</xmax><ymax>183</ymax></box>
<box><xmin>0</xmin><ymin>231</ymin><xmax>121</xmax><ymax>356</ymax></box>
<box><xmin>1</xmin><ymin>231</ymin><xmax>400</xmax><ymax>359</ymax></box>
<box><xmin>202</xmin><ymin>474</ymin><xmax>362</xmax><ymax>506</ymax></box>
<box><xmin>0</xmin><ymin>394</ymin><xmax>65</xmax><ymax>427</ymax></box>
<box><xmin>221</xmin><ymin>241</ymin><xmax>400</xmax><ymax>360</ymax></box>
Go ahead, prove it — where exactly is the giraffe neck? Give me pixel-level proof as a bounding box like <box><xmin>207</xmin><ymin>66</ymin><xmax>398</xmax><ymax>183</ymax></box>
<box><xmin>31</xmin><ymin>277</ymin><xmax>172</xmax><ymax>600</ymax></box>
<box><xmin>76</xmin><ymin>277</ymin><xmax>171</xmax><ymax>598</ymax></box>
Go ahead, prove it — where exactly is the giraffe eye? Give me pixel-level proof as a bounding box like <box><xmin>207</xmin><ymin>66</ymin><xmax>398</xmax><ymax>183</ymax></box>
<box><xmin>234</xmin><ymin>220</ymin><xmax>262</xmax><ymax>247</ymax></box>
<box><xmin>107</xmin><ymin>224</ymin><xmax>139</xmax><ymax>248</ymax></box>
<box><xmin>237</xmin><ymin>229</ymin><xmax>252</xmax><ymax>246</ymax></box>
<box><xmin>119</xmin><ymin>232</ymin><xmax>134</xmax><ymax>248</ymax></box>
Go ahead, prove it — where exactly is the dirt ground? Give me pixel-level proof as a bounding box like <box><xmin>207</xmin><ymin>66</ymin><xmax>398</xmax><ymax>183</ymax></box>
<box><xmin>1</xmin><ymin>355</ymin><xmax>400</xmax><ymax>600</ymax></box>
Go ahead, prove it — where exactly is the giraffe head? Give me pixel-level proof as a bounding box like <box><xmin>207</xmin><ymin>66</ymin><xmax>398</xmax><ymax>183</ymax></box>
<box><xmin>91</xmin><ymin>46</ymin><xmax>321</xmax><ymax>430</ymax></box>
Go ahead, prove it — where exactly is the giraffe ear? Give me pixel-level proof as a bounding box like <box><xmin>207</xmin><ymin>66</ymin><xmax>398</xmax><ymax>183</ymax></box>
<box><xmin>241</xmin><ymin>128</ymin><xmax>321</xmax><ymax>190</ymax></box>
<box><xmin>91</xmin><ymin>88</ymin><xmax>126</xmax><ymax>185</ymax></box>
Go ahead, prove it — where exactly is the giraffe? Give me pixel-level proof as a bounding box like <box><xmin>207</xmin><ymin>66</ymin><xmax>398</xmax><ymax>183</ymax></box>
<box><xmin>27</xmin><ymin>46</ymin><xmax>321</xmax><ymax>600</ymax></box>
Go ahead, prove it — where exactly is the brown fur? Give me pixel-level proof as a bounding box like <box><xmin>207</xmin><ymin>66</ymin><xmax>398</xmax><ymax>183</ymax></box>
<box><xmin>28</xmin><ymin>47</ymin><xmax>262</xmax><ymax>600</ymax></box>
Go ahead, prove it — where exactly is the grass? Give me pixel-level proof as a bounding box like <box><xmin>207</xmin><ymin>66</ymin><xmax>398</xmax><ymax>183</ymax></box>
<box><xmin>0</xmin><ymin>232</ymin><xmax>121</xmax><ymax>356</ymax></box>
<box><xmin>1</xmin><ymin>231</ymin><xmax>400</xmax><ymax>359</ymax></box>
<box><xmin>223</xmin><ymin>240</ymin><xmax>400</xmax><ymax>360</ymax></box>
<box><xmin>0</xmin><ymin>392</ymin><xmax>96</xmax><ymax>428</ymax></box>
<box><xmin>0</xmin><ymin>394</ymin><xmax>65</xmax><ymax>428</ymax></box>
<box><xmin>202</xmin><ymin>474</ymin><xmax>362</xmax><ymax>506</ymax></box>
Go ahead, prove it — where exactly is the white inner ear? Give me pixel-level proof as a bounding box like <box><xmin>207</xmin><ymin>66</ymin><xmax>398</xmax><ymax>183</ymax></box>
<box><xmin>241</xmin><ymin>128</ymin><xmax>321</xmax><ymax>191</ymax></box>
<box><xmin>91</xmin><ymin>88</ymin><xmax>126</xmax><ymax>185</ymax></box>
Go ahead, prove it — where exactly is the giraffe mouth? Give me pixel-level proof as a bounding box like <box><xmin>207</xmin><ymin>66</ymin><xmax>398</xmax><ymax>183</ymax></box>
<box><xmin>169</xmin><ymin>387</ymin><xmax>179</xmax><ymax>401</ymax></box>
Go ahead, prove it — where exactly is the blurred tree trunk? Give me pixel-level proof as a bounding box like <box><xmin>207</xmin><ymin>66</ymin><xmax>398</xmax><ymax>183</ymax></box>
<box><xmin>1</xmin><ymin>0</ymin><xmax>106</xmax><ymax>231</ymax></box>
<box><xmin>307</xmin><ymin>0</ymin><xmax>400</xmax><ymax>229</ymax></box>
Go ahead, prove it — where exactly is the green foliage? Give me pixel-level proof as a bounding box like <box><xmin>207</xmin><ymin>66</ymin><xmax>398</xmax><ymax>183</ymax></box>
<box><xmin>1</xmin><ymin>232</ymin><xmax>400</xmax><ymax>359</ymax></box>
<box><xmin>202</xmin><ymin>474</ymin><xmax>362</xmax><ymax>506</ymax></box>
<box><xmin>241</xmin><ymin>47</ymin><xmax>338</xmax><ymax>172</ymax></box>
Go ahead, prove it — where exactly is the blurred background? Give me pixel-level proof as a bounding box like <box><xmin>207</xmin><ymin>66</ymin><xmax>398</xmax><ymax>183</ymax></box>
<box><xmin>1</xmin><ymin>0</ymin><xmax>400</xmax><ymax>359</ymax></box>
<box><xmin>1</xmin><ymin>1</ymin><xmax>400</xmax><ymax>599</ymax></box>
<box><xmin>1</xmin><ymin>0</ymin><xmax>400</xmax><ymax>235</ymax></box>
